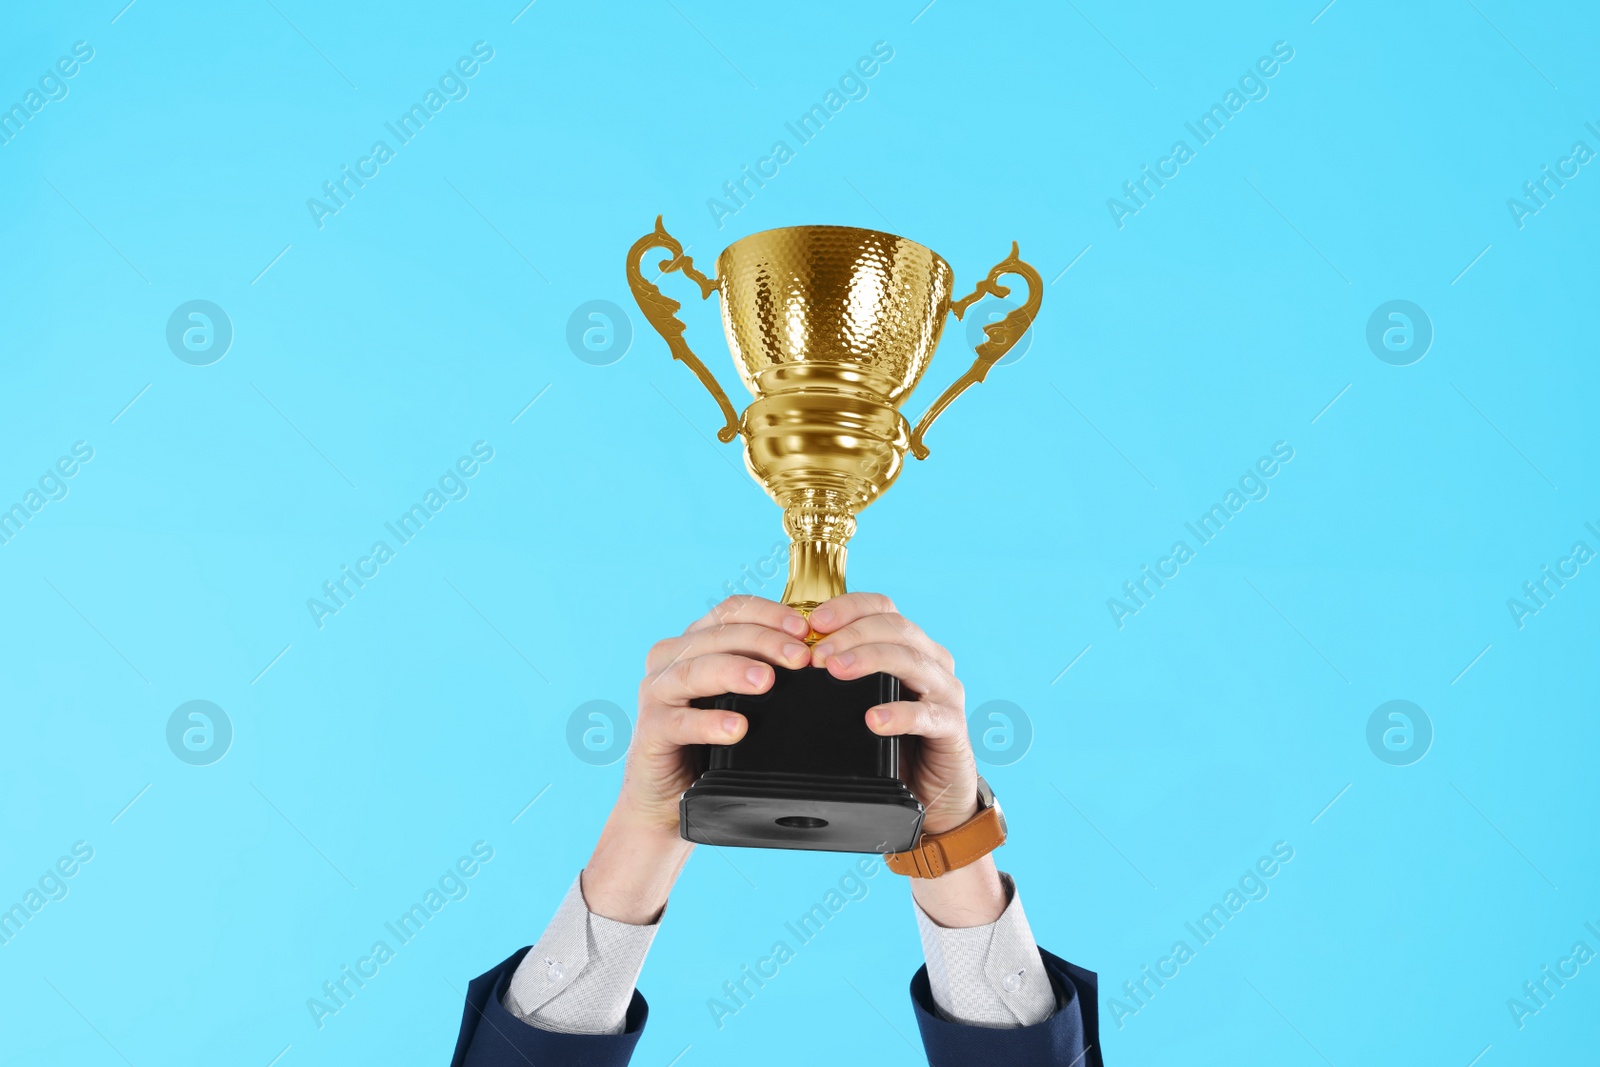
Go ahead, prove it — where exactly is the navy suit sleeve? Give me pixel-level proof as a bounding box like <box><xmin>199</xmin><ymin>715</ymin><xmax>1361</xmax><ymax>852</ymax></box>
<box><xmin>451</xmin><ymin>947</ymin><xmax>648</xmax><ymax>1067</ymax></box>
<box><xmin>910</xmin><ymin>948</ymin><xmax>1103</xmax><ymax>1067</ymax></box>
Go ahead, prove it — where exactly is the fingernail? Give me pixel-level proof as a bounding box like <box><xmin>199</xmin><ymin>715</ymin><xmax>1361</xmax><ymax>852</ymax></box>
<box><xmin>868</xmin><ymin>708</ymin><xmax>888</xmax><ymax>728</ymax></box>
<box><xmin>723</xmin><ymin>715</ymin><xmax>742</xmax><ymax>736</ymax></box>
<box><xmin>781</xmin><ymin>615</ymin><xmax>810</xmax><ymax>637</ymax></box>
<box><xmin>783</xmin><ymin>642</ymin><xmax>808</xmax><ymax>663</ymax></box>
<box><xmin>746</xmin><ymin>665</ymin><xmax>769</xmax><ymax>687</ymax></box>
<box><xmin>810</xmin><ymin>608</ymin><xmax>835</xmax><ymax>630</ymax></box>
<box><xmin>833</xmin><ymin>651</ymin><xmax>855</xmax><ymax>670</ymax></box>
<box><xmin>813</xmin><ymin>642</ymin><xmax>834</xmax><ymax>663</ymax></box>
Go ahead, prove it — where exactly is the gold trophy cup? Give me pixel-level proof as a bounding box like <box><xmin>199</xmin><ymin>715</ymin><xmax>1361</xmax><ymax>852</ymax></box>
<box><xmin>626</xmin><ymin>217</ymin><xmax>1041</xmax><ymax>853</ymax></box>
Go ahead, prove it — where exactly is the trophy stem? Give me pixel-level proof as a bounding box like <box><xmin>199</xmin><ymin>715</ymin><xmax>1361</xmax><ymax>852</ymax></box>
<box><xmin>782</xmin><ymin>540</ymin><xmax>848</xmax><ymax>616</ymax></box>
<box><xmin>778</xmin><ymin>500</ymin><xmax>855</xmax><ymax>618</ymax></box>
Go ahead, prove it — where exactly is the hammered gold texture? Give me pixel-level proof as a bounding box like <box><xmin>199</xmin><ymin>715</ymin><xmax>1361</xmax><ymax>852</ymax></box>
<box><xmin>625</xmin><ymin>218</ymin><xmax>1042</xmax><ymax>612</ymax></box>
<box><xmin>715</xmin><ymin>226</ymin><xmax>955</xmax><ymax>403</ymax></box>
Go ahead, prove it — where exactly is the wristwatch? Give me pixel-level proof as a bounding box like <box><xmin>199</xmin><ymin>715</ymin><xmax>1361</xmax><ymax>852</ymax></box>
<box><xmin>885</xmin><ymin>777</ymin><xmax>1007</xmax><ymax>878</ymax></box>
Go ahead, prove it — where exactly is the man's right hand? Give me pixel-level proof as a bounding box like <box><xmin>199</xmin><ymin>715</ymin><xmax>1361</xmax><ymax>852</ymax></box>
<box><xmin>581</xmin><ymin>596</ymin><xmax>811</xmax><ymax>924</ymax></box>
<box><xmin>620</xmin><ymin>595</ymin><xmax>812</xmax><ymax>832</ymax></box>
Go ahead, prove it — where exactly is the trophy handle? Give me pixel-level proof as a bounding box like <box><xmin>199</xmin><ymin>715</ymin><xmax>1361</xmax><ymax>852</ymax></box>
<box><xmin>625</xmin><ymin>216</ymin><xmax>742</xmax><ymax>443</ymax></box>
<box><xmin>907</xmin><ymin>242</ymin><xmax>1043</xmax><ymax>460</ymax></box>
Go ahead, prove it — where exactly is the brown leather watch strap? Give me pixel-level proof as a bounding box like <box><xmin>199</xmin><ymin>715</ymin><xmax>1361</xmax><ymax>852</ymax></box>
<box><xmin>885</xmin><ymin>779</ymin><xmax>1006</xmax><ymax>878</ymax></box>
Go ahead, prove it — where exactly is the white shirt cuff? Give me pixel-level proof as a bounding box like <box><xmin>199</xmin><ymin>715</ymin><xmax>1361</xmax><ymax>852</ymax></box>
<box><xmin>913</xmin><ymin>871</ymin><xmax>1055</xmax><ymax>1028</ymax></box>
<box><xmin>503</xmin><ymin>871</ymin><xmax>660</xmax><ymax>1035</ymax></box>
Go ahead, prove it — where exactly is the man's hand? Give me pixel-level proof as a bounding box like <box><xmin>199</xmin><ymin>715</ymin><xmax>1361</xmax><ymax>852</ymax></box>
<box><xmin>810</xmin><ymin>592</ymin><xmax>1007</xmax><ymax>928</ymax></box>
<box><xmin>622</xmin><ymin>596</ymin><xmax>813</xmax><ymax>829</ymax></box>
<box><xmin>582</xmin><ymin>596</ymin><xmax>811</xmax><ymax>924</ymax></box>
<box><xmin>809</xmin><ymin>592</ymin><xmax>977</xmax><ymax>834</ymax></box>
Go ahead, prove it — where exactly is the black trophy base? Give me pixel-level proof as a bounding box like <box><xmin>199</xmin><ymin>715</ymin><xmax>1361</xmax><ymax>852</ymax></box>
<box><xmin>681</xmin><ymin>667</ymin><xmax>925</xmax><ymax>853</ymax></box>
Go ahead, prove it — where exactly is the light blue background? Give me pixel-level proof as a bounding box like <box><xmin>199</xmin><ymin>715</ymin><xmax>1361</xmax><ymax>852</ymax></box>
<box><xmin>2</xmin><ymin>1</ymin><xmax>1596</xmax><ymax>1064</ymax></box>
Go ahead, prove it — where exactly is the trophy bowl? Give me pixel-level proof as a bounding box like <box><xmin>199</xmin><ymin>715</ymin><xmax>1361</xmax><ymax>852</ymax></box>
<box><xmin>722</xmin><ymin>225</ymin><xmax>950</xmax><ymax>480</ymax></box>
<box><xmin>626</xmin><ymin>217</ymin><xmax>1042</xmax><ymax>852</ymax></box>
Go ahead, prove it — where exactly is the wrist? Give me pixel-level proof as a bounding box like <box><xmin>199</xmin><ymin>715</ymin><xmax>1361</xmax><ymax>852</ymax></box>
<box><xmin>582</xmin><ymin>806</ymin><xmax>694</xmax><ymax>925</ymax></box>
<box><xmin>921</xmin><ymin>794</ymin><xmax>982</xmax><ymax>836</ymax></box>
<box><xmin>909</xmin><ymin>853</ymin><xmax>1007</xmax><ymax>928</ymax></box>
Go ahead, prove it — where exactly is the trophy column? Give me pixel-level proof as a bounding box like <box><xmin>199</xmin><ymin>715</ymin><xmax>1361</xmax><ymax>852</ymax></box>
<box><xmin>778</xmin><ymin>502</ymin><xmax>853</xmax><ymax>617</ymax></box>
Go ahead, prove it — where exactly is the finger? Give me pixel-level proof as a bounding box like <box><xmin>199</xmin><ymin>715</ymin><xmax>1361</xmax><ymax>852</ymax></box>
<box><xmin>648</xmin><ymin>623</ymin><xmax>811</xmax><ymax>674</ymax></box>
<box><xmin>686</xmin><ymin>595</ymin><xmax>810</xmax><ymax>639</ymax></box>
<box><xmin>817</xmin><ymin>640</ymin><xmax>956</xmax><ymax>702</ymax></box>
<box><xmin>647</xmin><ymin>652</ymin><xmax>774</xmax><ymax>704</ymax></box>
<box><xmin>807</xmin><ymin>592</ymin><xmax>897</xmax><ymax>636</ymax></box>
<box><xmin>638</xmin><ymin>704</ymin><xmax>748</xmax><ymax>748</ymax></box>
<box><xmin>812</xmin><ymin>613</ymin><xmax>951</xmax><ymax>671</ymax></box>
<box><xmin>862</xmin><ymin>699</ymin><xmax>964</xmax><ymax>741</ymax></box>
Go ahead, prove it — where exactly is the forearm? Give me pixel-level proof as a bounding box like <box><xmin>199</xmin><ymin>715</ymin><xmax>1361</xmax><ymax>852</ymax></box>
<box><xmin>582</xmin><ymin>808</ymin><xmax>695</xmax><ymax>924</ymax></box>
